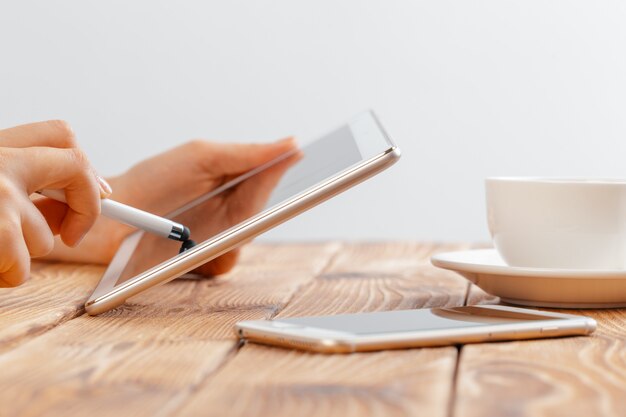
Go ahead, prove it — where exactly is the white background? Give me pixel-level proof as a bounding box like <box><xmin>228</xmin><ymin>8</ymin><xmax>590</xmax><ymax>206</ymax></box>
<box><xmin>1</xmin><ymin>1</ymin><xmax>625</xmax><ymax>242</ymax></box>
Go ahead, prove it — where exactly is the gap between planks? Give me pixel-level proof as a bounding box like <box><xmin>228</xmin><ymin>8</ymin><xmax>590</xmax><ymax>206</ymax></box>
<box><xmin>0</xmin><ymin>243</ymin><xmax>343</xmax><ymax>417</ymax></box>
<box><xmin>452</xmin><ymin>285</ymin><xmax>626</xmax><ymax>417</ymax></box>
<box><xmin>174</xmin><ymin>242</ymin><xmax>471</xmax><ymax>417</ymax></box>
<box><xmin>152</xmin><ymin>243</ymin><xmax>345</xmax><ymax>417</ymax></box>
<box><xmin>0</xmin><ymin>262</ymin><xmax>104</xmax><ymax>354</ymax></box>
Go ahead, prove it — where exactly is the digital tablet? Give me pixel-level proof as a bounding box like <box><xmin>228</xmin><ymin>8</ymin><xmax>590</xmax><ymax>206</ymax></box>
<box><xmin>85</xmin><ymin>111</ymin><xmax>401</xmax><ymax>315</ymax></box>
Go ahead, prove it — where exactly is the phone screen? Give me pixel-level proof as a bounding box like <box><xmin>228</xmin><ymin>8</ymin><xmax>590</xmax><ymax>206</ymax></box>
<box><xmin>273</xmin><ymin>306</ymin><xmax>558</xmax><ymax>335</ymax></box>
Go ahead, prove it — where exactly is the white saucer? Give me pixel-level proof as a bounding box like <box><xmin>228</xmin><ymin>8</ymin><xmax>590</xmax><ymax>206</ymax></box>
<box><xmin>431</xmin><ymin>249</ymin><xmax>626</xmax><ymax>308</ymax></box>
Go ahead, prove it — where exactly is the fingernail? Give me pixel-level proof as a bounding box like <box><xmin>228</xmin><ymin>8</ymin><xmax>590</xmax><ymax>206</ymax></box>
<box><xmin>277</xmin><ymin>137</ymin><xmax>295</xmax><ymax>144</ymax></box>
<box><xmin>74</xmin><ymin>232</ymin><xmax>87</xmax><ymax>247</ymax></box>
<box><xmin>96</xmin><ymin>176</ymin><xmax>112</xmax><ymax>197</ymax></box>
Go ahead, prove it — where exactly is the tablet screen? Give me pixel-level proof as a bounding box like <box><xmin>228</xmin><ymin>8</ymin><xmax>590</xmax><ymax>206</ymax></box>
<box><xmin>112</xmin><ymin>112</ymin><xmax>393</xmax><ymax>286</ymax></box>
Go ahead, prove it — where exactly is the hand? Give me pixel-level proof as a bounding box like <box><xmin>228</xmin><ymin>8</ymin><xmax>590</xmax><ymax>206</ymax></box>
<box><xmin>0</xmin><ymin>120</ymin><xmax>111</xmax><ymax>287</ymax></box>
<box><xmin>119</xmin><ymin>139</ymin><xmax>301</xmax><ymax>279</ymax></box>
<box><xmin>45</xmin><ymin>138</ymin><xmax>298</xmax><ymax>276</ymax></box>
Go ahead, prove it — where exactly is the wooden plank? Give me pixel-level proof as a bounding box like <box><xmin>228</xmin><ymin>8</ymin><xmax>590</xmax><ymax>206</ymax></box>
<box><xmin>0</xmin><ymin>243</ymin><xmax>340</xmax><ymax>417</ymax></box>
<box><xmin>98</xmin><ymin>243</ymin><xmax>342</xmax><ymax>340</ymax></box>
<box><xmin>177</xmin><ymin>242</ymin><xmax>471</xmax><ymax>417</ymax></box>
<box><xmin>465</xmin><ymin>284</ymin><xmax>499</xmax><ymax>306</ymax></box>
<box><xmin>0</xmin><ymin>262</ymin><xmax>103</xmax><ymax>353</ymax></box>
<box><xmin>179</xmin><ymin>344</ymin><xmax>458</xmax><ymax>417</ymax></box>
<box><xmin>454</xmin><ymin>285</ymin><xmax>626</xmax><ymax>417</ymax></box>
<box><xmin>278</xmin><ymin>242</ymin><xmax>471</xmax><ymax>317</ymax></box>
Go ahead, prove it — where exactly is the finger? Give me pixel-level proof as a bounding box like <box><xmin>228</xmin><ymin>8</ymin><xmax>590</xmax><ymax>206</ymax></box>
<box><xmin>230</xmin><ymin>149</ymin><xmax>302</xmax><ymax>220</ymax></box>
<box><xmin>196</xmin><ymin>151</ymin><xmax>300</xmax><ymax>276</ymax></box>
<box><xmin>198</xmin><ymin>137</ymin><xmax>298</xmax><ymax>176</ymax></box>
<box><xmin>110</xmin><ymin>137</ymin><xmax>298</xmax><ymax>214</ymax></box>
<box><xmin>0</xmin><ymin>120</ymin><xmax>77</xmax><ymax>149</ymax></box>
<box><xmin>191</xmin><ymin>249</ymin><xmax>241</xmax><ymax>276</ymax></box>
<box><xmin>14</xmin><ymin>147</ymin><xmax>101</xmax><ymax>246</ymax></box>
<box><xmin>32</xmin><ymin>198</ymin><xmax>69</xmax><ymax>235</ymax></box>
<box><xmin>21</xmin><ymin>203</ymin><xmax>56</xmax><ymax>258</ymax></box>
<box><xmin>95</xmin><ymin>176</ymin><xmax>113</xmax><ymax>198</ymax></box>
<box><xmin>198</xmin><ymin>157</ymin><xmax>299</xmax><ymax>275</ymax></box>
<box><xmin>0</xmin><ymin>217</ymin><xmax>31</xmax><ymax>287</ymax></box>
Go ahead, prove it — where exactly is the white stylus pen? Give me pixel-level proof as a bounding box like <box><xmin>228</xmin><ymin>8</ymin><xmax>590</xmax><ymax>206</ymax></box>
<box><xmin>38</xmin><ymin>189</ymin><xmax>191</xmax><ymax>242</ymax></box>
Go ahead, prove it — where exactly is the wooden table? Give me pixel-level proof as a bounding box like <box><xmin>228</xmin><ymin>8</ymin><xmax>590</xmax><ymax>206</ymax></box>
<box><xmin>0</xmin><ymin>243</ymin><xmax>624</xmax><ymax>417</ymax></box>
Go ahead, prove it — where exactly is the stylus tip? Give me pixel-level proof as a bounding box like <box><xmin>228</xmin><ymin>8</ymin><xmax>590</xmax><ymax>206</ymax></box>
<box><xmin>181</xmin><ymin>226</ymin><xmax>191</xmax><ymax>241</ymax></box>
<box><xmin>179</xmin><ymin>239</ymin><xmax>197</xmax><ymax>254</ymax></box>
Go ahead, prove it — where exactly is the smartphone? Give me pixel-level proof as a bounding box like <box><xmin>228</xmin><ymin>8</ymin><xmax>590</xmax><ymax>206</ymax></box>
<box><xmin>235</xmin><ymin>305</ymin><xmax>596</xmax><ymax>353</ymax></box>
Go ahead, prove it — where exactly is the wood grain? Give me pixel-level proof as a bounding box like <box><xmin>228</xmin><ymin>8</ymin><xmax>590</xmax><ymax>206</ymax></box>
<box><xmin>465</xmin><ymin>284</ymin><xmax>500</xmax><ymax>306</ymax></box>
<box><xmin>455</xmin><ymin>285</ymin><xmax>626</xmax><ymax>417</ymax></box>
<box><xmin>4</xmin><ymin>242</ymin><xmax>623</xmax><ymax>417</ymax></box>
<box><xmin>177</xmin><ymin>242</ymin><xmax>470</xmax><ymax>417</ymax></box>
<box><xmin>0</xmin><ymin>243</ymin><xmax>340</xmax><ymax>417</ymax></box>
<box><xmin>178</xmin><ymin>343</ymin><xmax>458</xmax><ymax>417</ymax></box>
<box><xmin>0</xmin><ymin>262</ymin><xmax>104</xmax><ymax>353</ymax></box>
<box><xmin>454</xmin><ymin>309</ymin><xmax>626</xmax><ymax>417</ymax></box>
<box><xmin>278</xmin><ymin>242</ymin><xmax>472</xmax><ymax>317</ymax></box>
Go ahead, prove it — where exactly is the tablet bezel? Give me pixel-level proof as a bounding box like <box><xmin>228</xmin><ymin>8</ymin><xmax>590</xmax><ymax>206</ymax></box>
<box><xmin>85</xmin><ymin>111</ymin><xmax>400</xmax><ymax>315</ymax></box>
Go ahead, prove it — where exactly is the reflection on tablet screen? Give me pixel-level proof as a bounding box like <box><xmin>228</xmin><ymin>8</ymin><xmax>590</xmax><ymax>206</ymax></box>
<box><xmin>115</xmin><ymin>125</ymin><xmax>362</xmax><ymax>285</ymax></box>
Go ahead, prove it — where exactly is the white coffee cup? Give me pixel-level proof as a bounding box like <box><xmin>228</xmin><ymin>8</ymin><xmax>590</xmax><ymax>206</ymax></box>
<box><xmin>486</xmin><ymin>177</ymin><xmax>626</xmax><ymax>270</ymax></box>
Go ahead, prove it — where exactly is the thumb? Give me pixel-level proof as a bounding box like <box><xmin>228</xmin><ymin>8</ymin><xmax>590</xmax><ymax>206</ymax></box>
<box><xmin>205</xmin><ymin>137</ymin><xmax>297</xmax><ymax>176</ymax></box>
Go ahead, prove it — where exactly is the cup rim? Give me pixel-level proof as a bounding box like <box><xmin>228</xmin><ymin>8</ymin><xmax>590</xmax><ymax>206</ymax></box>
<box><xmin>486</xmin><ymin>177</ymin><xmax>626</xmax><ymax>185</ymax></box>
